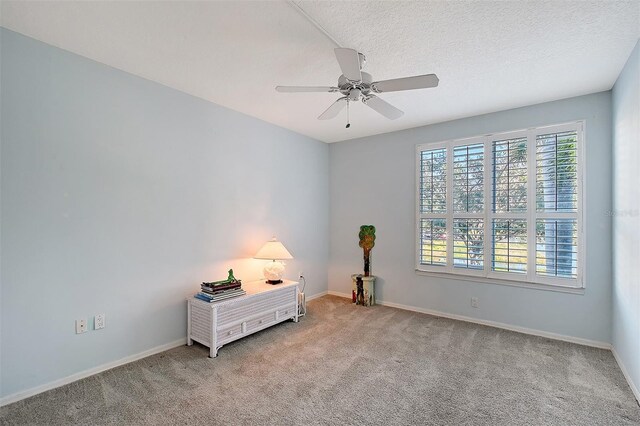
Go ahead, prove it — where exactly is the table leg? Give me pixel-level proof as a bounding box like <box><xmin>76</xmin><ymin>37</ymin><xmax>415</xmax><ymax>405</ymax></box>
<box><xmin>187</xmin><ymin>301</ymin><xmax>193</xmax><ymax>345</ymax></box>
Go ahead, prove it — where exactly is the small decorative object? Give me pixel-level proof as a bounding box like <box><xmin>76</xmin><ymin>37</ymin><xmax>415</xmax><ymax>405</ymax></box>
<box><xmin>197</xmin><ymin>269</ymin><xmax>246</xmax><ymax>302</ymax></box>
<box><xmin>358</xmin><ymin>225</ymin><xmax>376</xmax><ymax>276</ymax></box>
<box><xmin>351</xmin><ymin>274</ymin><xmax>376</xmax><ymax>306</ymax></box>
<box><xmin>254</xmin><ymin>237</ymin><xmax>293</xmax><ymax>284</ymax></box>
<box><xmin>203</xmin><ymin>269</ymin><xmax>240</xmax><ymax>288</ymax></box>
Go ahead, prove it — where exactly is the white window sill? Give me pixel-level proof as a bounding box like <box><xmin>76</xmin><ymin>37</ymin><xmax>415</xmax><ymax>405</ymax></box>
<box><xmin>415</xmin><ymin>269</ymin><xmax>585</xmax><ymax>295</ymax></box>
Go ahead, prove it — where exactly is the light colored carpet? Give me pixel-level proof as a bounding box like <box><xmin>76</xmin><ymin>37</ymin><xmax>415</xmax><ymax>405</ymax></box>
<box><xmin>1</xmin><ymin>295</ymin><xmax>639</xmax><ymax>425</ymax></box>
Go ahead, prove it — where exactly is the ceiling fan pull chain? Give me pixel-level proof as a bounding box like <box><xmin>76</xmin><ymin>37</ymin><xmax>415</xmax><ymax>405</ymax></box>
<box><xmin>346</xmin><ymin>99</ymin><xmax>351</xmax><ymax>128</ymax></box>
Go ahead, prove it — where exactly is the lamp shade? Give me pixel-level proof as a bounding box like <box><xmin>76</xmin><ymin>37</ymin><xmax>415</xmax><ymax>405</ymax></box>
<box><xmin>254</xmin><ymin>237</ymin><xmax>293</xmax><ymax>260</ymax></box>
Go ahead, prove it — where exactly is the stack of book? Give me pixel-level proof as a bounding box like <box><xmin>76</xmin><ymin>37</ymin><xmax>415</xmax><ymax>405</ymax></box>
<box><xmin>195</xmin><ymin>279</ymin><xmax>245</xmax><ymax>303</ymax></box>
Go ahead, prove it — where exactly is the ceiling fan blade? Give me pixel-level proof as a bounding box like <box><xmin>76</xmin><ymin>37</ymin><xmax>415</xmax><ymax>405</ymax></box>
<box><xmin>334</xmin><ymin>48</ymin><xmax>362</xmax><ymax>82</ymax></box>
<box><xmin>363</xmin><ymin>95</ymin><xmax>404</xmax><ymax>120</ymax></box>
<box><xmin>276</xmin><ymin>86</ymin><xmax>339</xmax><ymax>93</ymax></box>
<box><xmin>372</xmin><ymin>74</ymin><xmax>439</xmax><ymax>93</ymax></box>
<box><xmin>318</xmin><ymin>98</ymin><xmax>347</xmax><ymax>120</ymax></box>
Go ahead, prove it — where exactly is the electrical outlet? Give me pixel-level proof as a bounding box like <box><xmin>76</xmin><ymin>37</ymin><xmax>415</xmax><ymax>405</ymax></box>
<box><xmin>75</xmin><ymin>319</ymin><xmax>88</xmax><ymax>334</ymax></box>
<box><xmin>95</xmin><ymin>313</ymin><xmax>105</xmax><ymax>330</ymax></box>
<box><xmin>471</xmin><ymin>297</ymin><xmax>479</xmax><ymax>308</ymax></box>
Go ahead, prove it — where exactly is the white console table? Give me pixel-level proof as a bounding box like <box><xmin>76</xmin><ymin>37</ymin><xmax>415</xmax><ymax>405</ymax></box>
<box><xmin>187</xmin><ymin>280</ymin><xmax>299</xmax><ymax>358</ymax></box>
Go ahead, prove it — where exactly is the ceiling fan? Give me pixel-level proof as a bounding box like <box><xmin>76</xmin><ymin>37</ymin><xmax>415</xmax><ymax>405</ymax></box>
<box><xmin>276</xmin><ymin>48</ymin><xmax>439</xmax><ymax>127</ymax></box>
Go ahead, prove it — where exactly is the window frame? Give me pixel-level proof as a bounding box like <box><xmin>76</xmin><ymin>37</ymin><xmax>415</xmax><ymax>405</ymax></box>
<box><xmin>415</xmin><ymin>121</ymin><xmax>585</xmax><ymax>292</ymax></box>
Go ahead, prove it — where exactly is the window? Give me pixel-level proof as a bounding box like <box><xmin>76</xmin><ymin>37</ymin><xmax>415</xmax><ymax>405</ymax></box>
<box><xmin>416</xmin><ymin>122</ymin><xmax>583</xmax><ymax>289</ymax></box>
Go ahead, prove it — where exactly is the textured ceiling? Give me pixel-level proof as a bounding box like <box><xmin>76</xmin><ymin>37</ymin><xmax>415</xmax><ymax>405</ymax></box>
<box><xmin>1</xmin><ymin>1</ymin><xmax>639</xmax><ymax>143</ymax></box>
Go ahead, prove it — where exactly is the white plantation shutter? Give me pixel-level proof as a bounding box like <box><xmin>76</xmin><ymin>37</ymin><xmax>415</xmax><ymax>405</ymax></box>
<box><xmin>491</xmin><ymin>219</ymin><xmax>527</xmax><ymax>274</ymax></box>
<box><xmin>416</xmin><ymin>122</ymin><xmax>583</xmax><ymax>289</ymax></box>
<box><xmin>453</xmin><ymin>143</ymin><xmax>484</xmax><ymax>213</ymax></box>
<box><xmin>490</xmin><ymin>135</ymin><xmax>528</xmax><ymax>276</ymax></box>
<box><xmin>492</xmin><ymin>137</ymin><xmax>528</xmax><ymax>213</ymax></box>
<box><xmin>536</xmin><ymin>131</ymin><xmax>578</xmax><ymax>212</ymax></box>
<box><xmin>419</xmin><ymin>148</ymin><xmax>447</xmax><ymax>214</ymax></box>
<box><xmin>419</xmin><ymin>218</ymin><xmax>447</xmax><ymax>266</ymax></box>
<box><xmin>418</xmin><ymin>146</ymin><xmax>447</xmax><ymax>268</ymax></box>
<box><xmin>452</xmin><ymin>141</ymin><xmax>485</xmax><ymax>271</ymax></box>
<box><xmin>453</xmin><ymin>218</ymin><xmax>484</xmax><ymax>270</ymax></box>
<box><xmin>534</xmin><ymin>130</ymin><xmax>579</xmax><ymax>280</ymax></box>
<box><xmin>536</xmin><ymin>219</ymin><xmax>578</xmax><ymax>278</ymax></box>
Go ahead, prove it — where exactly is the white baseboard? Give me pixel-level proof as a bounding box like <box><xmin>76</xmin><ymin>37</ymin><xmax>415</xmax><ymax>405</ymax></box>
<box><xmin>612</xmin><ymin>346</ymin><xmax>640</xmax><ymax>404</ymax></box>
<box><xmin>327</xmin><ymin>291</ymin><xmax>610</xmax><ymax>349</ymax></box>
<box><xmin>327</xmin><ymin>291</ymin><xmax>352</xmax><ymax>299</ymax></box>
<box><xmin>0</xmin><ymin>338</ymin><xmax>187</xmax><ymax>407</ymax></box>
<box><xmin>305</xmin><ymin>290</ymin><xmax>328</xmax><ymax>301</ymax></box>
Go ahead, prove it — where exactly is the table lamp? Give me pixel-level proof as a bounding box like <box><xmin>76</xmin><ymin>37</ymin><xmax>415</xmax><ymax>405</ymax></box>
<box><xmin>254</xmin><ymin>237</ymin><xmax>293</xmax><ymax>284</ymax></box>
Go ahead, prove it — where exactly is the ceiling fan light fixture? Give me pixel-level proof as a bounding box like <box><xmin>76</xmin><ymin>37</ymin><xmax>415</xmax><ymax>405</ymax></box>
<box><xmin>349</xmin><ymin>88</ymin><xmax>361</xmax><ymax>102</ymax></box>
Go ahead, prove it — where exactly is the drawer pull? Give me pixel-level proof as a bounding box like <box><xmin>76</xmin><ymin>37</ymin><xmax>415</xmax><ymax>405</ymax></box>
<box><xmin>284</xmin><ymin>311</ymin><xmax>288</xmax><ymax>315</ymax></box>
<box><xmin>228</xmin><ymin>331</ymin><xmax>234</xmax><ymax>336</ymax></box>
<box><xmin>259</xmin><ymin>320</ymin><xmax>264</xmax><ymax>324</ymax></box>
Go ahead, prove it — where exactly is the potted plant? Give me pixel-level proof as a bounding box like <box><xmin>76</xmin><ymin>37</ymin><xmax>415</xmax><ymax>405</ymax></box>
<box><xmin>358</xmin><ymin>225</ymin><xmax>376</xmax><ymax>277</ymax></box>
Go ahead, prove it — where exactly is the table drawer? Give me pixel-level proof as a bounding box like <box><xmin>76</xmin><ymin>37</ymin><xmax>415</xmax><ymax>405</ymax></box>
<box><xmin>245</xmin><ymin>312</ymin><xmax>277</xmax><ymax>334</ymax></box>
<box><xmin>217</xmin><ymin>323</ymin><xmax>244</xmax><ymax>344</ymax></box>
<box><xmin>276</xmin><ymin>304</ymin><xmax>296</xmax><ymax>321</ymax></box>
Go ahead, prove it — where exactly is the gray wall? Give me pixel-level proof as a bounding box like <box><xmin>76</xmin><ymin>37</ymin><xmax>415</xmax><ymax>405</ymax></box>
<box><xmin>0</xmin><ymin>29</ymin><xmax>329</xmax><ymax>399</ymax></box>
<box><xmin>329</xmin><ymin>92</ymin><xmax>612</xmax><ymax>343</ymax></box>
<box><xmin>612</xmin><ymin>39</ymin><xmax>640</xmax><ymax>398</ymax></box>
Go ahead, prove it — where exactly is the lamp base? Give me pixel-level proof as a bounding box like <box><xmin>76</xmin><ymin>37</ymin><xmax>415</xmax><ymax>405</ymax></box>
<box><xmin>263</xmin><ymin>261</ymin><xmax>285</xmax><ymax>284</ymax></box>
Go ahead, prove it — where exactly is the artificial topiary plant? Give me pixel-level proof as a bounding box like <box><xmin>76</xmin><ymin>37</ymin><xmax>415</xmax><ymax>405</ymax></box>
<box><xmin>358</xmin><ymin>225</ymin><xmax>376</xmax><ymax>276</ymax></box>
